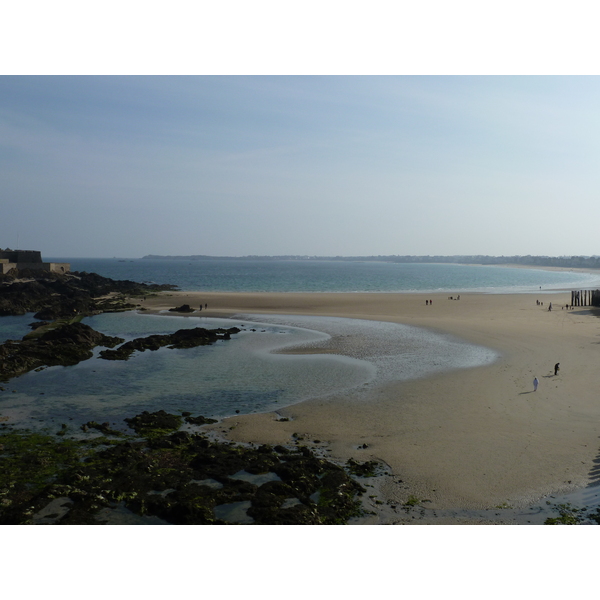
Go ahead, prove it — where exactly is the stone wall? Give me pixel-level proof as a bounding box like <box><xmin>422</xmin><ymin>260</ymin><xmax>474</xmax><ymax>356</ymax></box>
<box><xmin>0</xmin><ymin>261</ymin><xmax>16</xmax><ymax>275</ymax></box>
<box><xmin>0</xmin><ymin>261</ymin><xmax>70</xmax><ymax>274</ymax></box>
<box><xmin>47</xmin><ymin>263</ymin><xmax>70</xmax><ymax>273</ymax></box>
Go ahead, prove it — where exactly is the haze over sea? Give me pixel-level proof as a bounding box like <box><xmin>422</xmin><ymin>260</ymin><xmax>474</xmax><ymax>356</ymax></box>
<box><xmin>48</xmin><ymin>257</ymin><xmax>600</xmax><ymax>294</ymax></box>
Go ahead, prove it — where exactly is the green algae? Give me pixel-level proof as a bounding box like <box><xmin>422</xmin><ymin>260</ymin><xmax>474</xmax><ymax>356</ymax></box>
<box><xmin>0</xmin><ymin>410</ymin><xmax>376</xmax><ymax>525</ymax></box>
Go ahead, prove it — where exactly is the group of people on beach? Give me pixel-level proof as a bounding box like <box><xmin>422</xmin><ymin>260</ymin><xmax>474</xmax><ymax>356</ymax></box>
<box><xmin>426</xmin><ymin>295</ymin><xmax>461</xmax><ymax>305</ymax></box>
<box><xmin>533</xmin><ymin>363</ymin><xmax>560</xmax><ymax>391</ymax></box>
<box><xmin>537</xmin><ymin>299</ymin><xmax>575</xmax><ymax>311</ymax></box>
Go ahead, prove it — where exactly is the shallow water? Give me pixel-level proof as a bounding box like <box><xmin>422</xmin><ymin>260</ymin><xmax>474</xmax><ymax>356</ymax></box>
<box><xmin>0</xmin><ymin>313</ymin><xmax>37</xmax><ymax>343</ymax></box>
<box><xmin>0</xmin><ymin>313</ymin><xmax>373</xmax><ymax>430</ymax></box>
<box><xmin>237</xmin><ymin>313</ymin><xmax>499</xmax><ymax>387</ymax></box>
<box><xmin>0</xmin><ymin>311</ymin><xmax>498</xmax><ymax>432</ymax></box>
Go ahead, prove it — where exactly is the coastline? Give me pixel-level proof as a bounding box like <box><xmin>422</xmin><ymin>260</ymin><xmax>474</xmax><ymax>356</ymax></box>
<box><xmin>142</xmin><ymin>290</ymin><xmax>600</xmax><ymax>522</ymax></box>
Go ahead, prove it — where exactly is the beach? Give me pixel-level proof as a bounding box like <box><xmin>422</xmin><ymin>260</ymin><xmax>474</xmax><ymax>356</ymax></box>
<box><xmin>142</xmin><ymin>290</ymin><xmax>600</xmax><ymax>522</ymax></box>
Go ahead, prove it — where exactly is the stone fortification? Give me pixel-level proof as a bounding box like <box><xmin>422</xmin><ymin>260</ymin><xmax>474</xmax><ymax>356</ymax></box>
<box><xmin>0</xmin><ymin>249</ymin><xmax>70</xmax><ymax>275</ymax></box>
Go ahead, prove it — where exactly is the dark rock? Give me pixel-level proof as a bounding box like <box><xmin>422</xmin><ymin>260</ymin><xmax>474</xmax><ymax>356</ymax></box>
<box><xmin>0</xmin><ymin>410</ymin><xmax>368</xmax><ymax>525</ymax></box>
<box><xmin>99</xmin><ymin>327</ymin><xmax>240</xmax><ymax>361</ymax></box>
<box><xmin>0</xmin><ymin>270</ymin><xmax>177</xmax><ymax>320</ymax></box>
<box><xmin>0</xmin><ymin>323</ymin><xmax>124</xmax><ymax>382</ymax></box>
<box><xmin>169</xmin><ymin>304</ymin><xmax>194</xmax><ymax>313</ymax></box>
<box><xmin>184</xmin><ymin>415</ymin><xmax>218</xmax><ymax>425</ymax></box>
<box><xmin>124</xmin><ymin>410</ymin><xmax>183</xmax><ymax>434</ymax></box>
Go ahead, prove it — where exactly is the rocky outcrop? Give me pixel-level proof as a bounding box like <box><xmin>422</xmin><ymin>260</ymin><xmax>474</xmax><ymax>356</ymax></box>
<box><xmin>0</xmin><ymin>270</ymin><xmax>178</xmax><ymax>319</ymax></box>
<box><xmin>98</xmin><ymin>327</ymin><xmax>240</xmax><ymax>361</ymax></box>
<box><xmin>0</xmin><ymin>410</ymin><xmax>370</xmax><ymax>525</ymax></box>
<box><xmin>169</xmin><ymin>304</ymin><xmax>194</xmax><ymax>313</ymax></box>
<box><xmin>0</xmin><ymin>322</ymin><xmax>123</xmax><ymax>382</ymax></box>
<box><xmin>0</xmin><ymin>269</ymin><xmax>183</xmax><ymax>380</ymax></box>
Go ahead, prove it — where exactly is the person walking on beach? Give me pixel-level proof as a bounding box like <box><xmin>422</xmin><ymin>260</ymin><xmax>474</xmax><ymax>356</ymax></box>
<box><xmin>554</xmin><ymin>362</ymin><xmax>560</xmax><ymax>376</ymax></box>
<box><xmin>533</xmin><ymin>377</ymin><xmax>539</xmax><ymax>392</ymax></box>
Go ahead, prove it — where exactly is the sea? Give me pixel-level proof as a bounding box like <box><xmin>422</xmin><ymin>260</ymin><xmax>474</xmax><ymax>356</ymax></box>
<box><xmin>2</xmin><ymin>258</ymin><xmax>600</xmax><ymax>432</ymax></box>
<box><xmin>48</xmin><ymin>257</ymin><xmax>600</xmax><ymax>294</ymax></box>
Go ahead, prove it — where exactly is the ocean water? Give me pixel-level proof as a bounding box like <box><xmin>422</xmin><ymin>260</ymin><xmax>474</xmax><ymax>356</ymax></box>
<box><xmin>47</xmin><ymin>257</ymin><xmax>600</xmax><ymax>294</ymax></box>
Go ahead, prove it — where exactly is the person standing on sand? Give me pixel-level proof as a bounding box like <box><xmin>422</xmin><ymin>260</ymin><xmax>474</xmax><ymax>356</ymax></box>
<box><xmin>554</xmin><ymin>363</ymin><xmax>560</xmax><ymax>375</ymax></box>
<box><xmin>533</xmin><ymin>377</ymin><xmax>539</xmax><ymax>392</ymax></box>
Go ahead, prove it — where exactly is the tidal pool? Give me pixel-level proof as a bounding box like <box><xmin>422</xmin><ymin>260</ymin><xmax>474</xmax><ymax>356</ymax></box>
<box><xmin>0</xmin><ymin>311</ymin><xmax>497</xmax><ymax>432</ymax></box>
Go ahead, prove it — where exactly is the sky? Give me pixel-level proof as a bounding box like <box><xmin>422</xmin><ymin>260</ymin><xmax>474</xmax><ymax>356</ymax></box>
<box><xmin>2</xmin><ymin>76</ymin><xmax>600</xmax><ymax>259</ymax></box>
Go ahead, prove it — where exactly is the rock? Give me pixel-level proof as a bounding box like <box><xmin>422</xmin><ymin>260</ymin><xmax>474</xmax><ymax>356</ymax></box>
<box><xmin>0</xmin><ymin>323</ymin><xmax>124</xmax><ymax>382</ymax></box>
<box><xmin>169</xmin><ymin>304</ymin><xmax>194</xmax><ymax>313</ymax></box>
<box><xmin>184</xmin><ymin>415</ymin><xmax>217</xmax><ymax>425</ymax></box>
<box><xmin>99</xmin><ymin>327</ymin><xmax>240</xmax><ymax>361</ymax></box>
<box><xmin>1</xmin><ymin>409</ymin><xmax>368</xmax><ymax>524</ymax></box>
<box><xmin>124</xmin><ymin>410</ymin><xmax>183</xmax><ymax>434</ymax></box>
<box><xmin>0</xmin><ymin>270</ymin><xmax>177</xmax><ymax>320</ymax></box>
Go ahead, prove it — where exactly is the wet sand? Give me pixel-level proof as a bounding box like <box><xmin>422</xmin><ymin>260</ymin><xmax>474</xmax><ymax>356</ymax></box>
<box><xmin>142</xmin><ymin>290</ymin><xmax>600</xmax><ymax>521</ymax></box>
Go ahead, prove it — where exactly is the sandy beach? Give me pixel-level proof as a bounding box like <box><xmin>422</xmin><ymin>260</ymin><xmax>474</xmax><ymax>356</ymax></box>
<box><xmin>141</xmin><ymin>290</ymin><xmax>600</xmax><ymax>522</ymax></box>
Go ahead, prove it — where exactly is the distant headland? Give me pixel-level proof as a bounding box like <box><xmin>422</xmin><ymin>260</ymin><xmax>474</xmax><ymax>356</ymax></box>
<box><xmin>142</xmin><ymin>254</ymin><xmax>600</xmax><ymax>269</ymax></box>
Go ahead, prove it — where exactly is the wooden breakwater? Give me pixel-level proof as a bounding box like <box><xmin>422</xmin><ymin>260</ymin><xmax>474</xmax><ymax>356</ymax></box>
<box><xmin>571</xmin><ymin>290</ymin><xmax>600</xmax><ymax>307</ymax></box>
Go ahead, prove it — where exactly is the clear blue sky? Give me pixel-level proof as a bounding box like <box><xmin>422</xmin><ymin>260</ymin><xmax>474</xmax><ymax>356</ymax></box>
<box><xmin>2</xmin><ymin>75</ymin><xmax>600</xmax><ymax>258</ymax></box>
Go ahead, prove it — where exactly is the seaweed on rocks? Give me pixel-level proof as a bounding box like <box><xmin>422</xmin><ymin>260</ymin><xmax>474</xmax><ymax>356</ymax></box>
<box><xmin>124</xmin><ymin>410</ymin><xmax>183</xmax><ymax>435</ymax></box>
<box><xmin>0</xmin><ymin>410</ymin><xmax>370</xmax><ymax>525</ymax></box>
